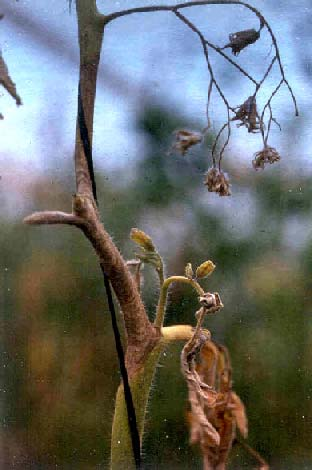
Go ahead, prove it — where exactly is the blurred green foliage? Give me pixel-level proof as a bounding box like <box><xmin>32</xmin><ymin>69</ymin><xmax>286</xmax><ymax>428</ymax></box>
<box><xmin>1</xmin><ymin>103</ymin><xmax>312</xmax><ymax>469</ymax></box>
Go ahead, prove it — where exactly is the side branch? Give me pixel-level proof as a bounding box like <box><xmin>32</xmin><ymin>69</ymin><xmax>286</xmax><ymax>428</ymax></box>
<box><xmin>104</xmin><ymin>1</ymin><xmax>266</xmax><ymax>24</ymax></box>
<box><xmin>73</xmin><ymin>195</ymin><xmax>159</xmax><ymax>375</ymax></box>
<box><xmin>23</xmin><ymin>211</ymin><xmax>84</xmax><ymax>226</ymax></box>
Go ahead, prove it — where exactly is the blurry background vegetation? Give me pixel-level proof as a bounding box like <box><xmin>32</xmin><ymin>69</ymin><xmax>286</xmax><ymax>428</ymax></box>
<box><xmin>1</xmin><ymin>1</ymin><xmax>312</xmax><ymax>469</ymax></box>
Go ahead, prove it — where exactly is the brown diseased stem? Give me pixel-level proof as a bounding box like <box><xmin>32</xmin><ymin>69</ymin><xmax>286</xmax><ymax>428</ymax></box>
<box><xmin>74</xmin><ymin>0</ymin><xmax>159</xmax><ymax>376</ymax></box>
<box><xmin>25</xmin><ymin>0</ymin><xmax>159</xmax><ymax>378</ymax></box>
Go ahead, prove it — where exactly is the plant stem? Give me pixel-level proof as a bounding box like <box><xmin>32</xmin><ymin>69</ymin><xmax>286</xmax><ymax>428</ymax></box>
<box><xmin>155</xmin><ymin>276</ymin><xmax>205</xmax><ymax>328</ymax></box>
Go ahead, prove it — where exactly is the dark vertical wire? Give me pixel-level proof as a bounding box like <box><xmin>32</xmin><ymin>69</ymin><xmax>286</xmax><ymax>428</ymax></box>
<box><xmin>78</xmin><ymin>81</ymin><xmax>141</xmax><ymax>468</ymax></box>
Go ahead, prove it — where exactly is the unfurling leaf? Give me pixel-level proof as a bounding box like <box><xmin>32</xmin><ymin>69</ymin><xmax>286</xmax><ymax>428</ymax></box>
<box><xmin>185</xmin><ymin>262</ymin><xmax>194</xmax><ymax>279</ymax></box>
<box><xmin>130</xmin><ymin>228</ymin><xmax>155</xmax><ymax>252</ymax></box>
<box><xmin>196</xmin><ymin>260</ymin><xmax>216</xmax><ymax>279</ymax></box>
<box><xmin>231</xmin><ymin>391</ymin><xmax>248</xmax><ymax>438</ymax></box>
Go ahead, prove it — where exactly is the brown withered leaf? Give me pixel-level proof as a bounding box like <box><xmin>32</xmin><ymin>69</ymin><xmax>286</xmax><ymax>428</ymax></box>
<box><xmin>232</xmin><ymin>96</ymin><xmax>260</xmax><ymax>133</ymax></box>
<box><xmin>196</xmin><ymin>340</ymin><xmax>219</xmax><ymax>388</ymax></box>
<box><xmin>230</xmin><ymin>391</ymin><xmax>248</xmax><ymax>439</ymax></box>
<box><xmin>171</xmin><ymin>129</ymin><xmax>202</xmax><ymax>155</ymax></box>
<box><xmin>224</xmin><ymin>28</ymin><xmax>260</xmax><ymax>56</ymax></box>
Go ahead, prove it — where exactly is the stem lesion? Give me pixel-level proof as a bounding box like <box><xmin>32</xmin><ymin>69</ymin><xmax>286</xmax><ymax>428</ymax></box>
<box><xmin>24</xmin><ymin>0</ymin><xmax>159</xmax><ymax>376</ymax></box>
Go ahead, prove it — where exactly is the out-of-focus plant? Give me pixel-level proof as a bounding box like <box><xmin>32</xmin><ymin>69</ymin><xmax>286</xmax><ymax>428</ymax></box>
<box><xmin>0</xmin><ymin>14</ymin><xmax>22</xmax><ymax>119</ymax></box>
<box><xmin>11</xmin><ymin>1</ymin><xmax>297</xmax><ymax>469</ymax></box>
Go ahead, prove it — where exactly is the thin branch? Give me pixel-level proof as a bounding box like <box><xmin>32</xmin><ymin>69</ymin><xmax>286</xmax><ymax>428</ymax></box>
<box><xmin>205</xmin><ymin>77</ymin><xmax>213</xmax><ymax>130</ymax></box>
<box><xmin>219</xmin><ymin>107</ymin><xmax>231</xmax><ymax>168</ymax></box>
<box><xmin>235</xmin><ymin>438</ymin><xmax>270</xmax><ymax>469</ymax></box>
<box><xmin>104</xmin><ymin>0</ymin><xmax>298</xmax><ymax>117</ymax></box>
<box><xmin>104</xmin><ymin>0</ymin><xmax>298</xmax><ymax>168</ymax></box>
<box><xmin>104</xmin><ymin>1</ymin><xmax>266</xmax><ymax>25</ymax></box>
<box><xmin>255</xmin><ymin>56</ymin><xmax>276</xmax><ymax>93</ymax></box>
<box><xmin>173</xmin><ymin>10</ymin><xmax>234</xmax><ymax>162</ymax></box>
<box><xmin>211</xmin><ymin>122</ymin><xmax>229</xmax><ymax>161</ymax></box>
<box><xmin>260</xmin><ymin>78</ymin><xmax>283</xmax><ymax>145</ymax></box>
<box><xmin>205</xmin><ymin>39</ymin><xmax>258</xmax><ymax>86</ymax></box>
<box><xmin>23</xmin><ymin>211</ymin><xmax>84</xmax><ymax>226</ymax></box>
<box><xmin>155</xmin><ymin>275</ymin><xmax>205</xmax><ymax>328</ymax></box>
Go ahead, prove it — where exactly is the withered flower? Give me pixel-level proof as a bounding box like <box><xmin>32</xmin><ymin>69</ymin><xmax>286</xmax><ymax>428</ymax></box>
<box><xmin>171</xmin><ymin>129</ymin><xmax>202</xmax><ymax>155</ymax></box>
<box><xmin>204</xmin><ymin>168</ymin><xmax>231</xmax><ymax>197</ymax></box>
<box><xmin>232</xmin><ymin>95</ymin><xmax>260</xmax><ymax>133</ymax></box>
<box><xmin>199</xmin><ymin>292</ymin><xmax>223</xmax><ymax>314</ymax></box>
<box><xmin>252</xmin><ymin>146</ymin><xmax>281</xmax><ymax>170</ymax></box>
<box><xmin>224</xmin><ymin>28</ymin><xmax>260</xmax><ymax>56</ymax></box>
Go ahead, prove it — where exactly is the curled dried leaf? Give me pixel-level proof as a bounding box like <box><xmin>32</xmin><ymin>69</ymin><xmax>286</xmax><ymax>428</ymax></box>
<box><xmin>196</xmin><ymin>260</ymin><xmax>216</xmax><ymax>279</ymax></box>
<box><xmin>171</xmin><ymin>129</ymin><xmax>202</xmax><ymax>156</ymax></box>
<box><xmin>252</xmin><ymin>146</ymin><xmax>281</xmax><ymax>170</ymax></box>
<box><xmin>130</xmin><ymin>228</ymin><xmax>155</xmax><ymax>252</ymax></box>
<box><xmin>231</xmin><ymin>391</ymin><xmax>248</xmax><ymax>438</ymax></box>
<box><xmin>204</xmin><ymin>168</ymin><xmax>231</xmax><ymax>197</ymax></box>
<box><xmin>232</xmin><ymin>96</ymin><xmax>260</xmax><ymax>133</ymax></box>
<box><xmin>224</xmin><ymin>28</ymin><xmax>260</xmax><ymax>56</ymax></box>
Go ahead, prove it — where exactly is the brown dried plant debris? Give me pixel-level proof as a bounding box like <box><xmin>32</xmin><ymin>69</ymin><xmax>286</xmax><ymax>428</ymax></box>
<box><xmin>0</xmin><ymin>50</ymin><xmax>22</xmax><ymax>117</ymax></box>
<box><xmin>232</xmin><ymin>96</ymin><xmax>260</xmax><ymax>133</ymax></box>
<box><xmin>204</xmin><ymin>168</ymin><xmax>231</xmax><ymax>197</ymax></box>
<box><xmin>223</xmin><ymin>28</ymin><xmax>261</xmax><ymax>56</ymax></box>
<box><xmin>184</xmin><ymin>339</ymin><xmax>249</xmax><ymax>469</ymax></box>
<box><xmin>171</xmin><ymin>129</ymin><xmax>202</xmax><ymax>156</ymax></box>
<box><xmin>252</xmin><ymin>146</ymin><xmax>281</xmax><ymax>170</ymax></box>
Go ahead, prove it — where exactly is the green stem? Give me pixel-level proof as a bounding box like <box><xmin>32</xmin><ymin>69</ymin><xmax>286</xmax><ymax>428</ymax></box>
<box><xmin>111</xmin><ymin>341</ymin><xmax>165</xmax><ymax>469</ymax></box>
<box><xmin>155</xmin><ymin>276</ymin><xmax>204</xmax><ymax>328</ymax></box>
<box><xmin>111</xmin><ymin>324</ymin><xmax>198</xmax><ymax>469</ymax></box>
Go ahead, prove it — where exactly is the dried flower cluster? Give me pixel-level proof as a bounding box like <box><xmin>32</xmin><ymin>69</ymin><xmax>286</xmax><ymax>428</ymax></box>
<box><xmin>171</xmin><ymin>129</ymin><xmax>202</xmax><ymax>155</ymax></box>
<box><xmin>232</xmin><ymin>96</ymin><xmax>260</xmax><ymax>133</ymax></box>
<box><xmin>167</xmin><ymin>8</ymin><xmax>297</xmax><ymax>196</ymax></box>
<box><xmin>252</xmin><ymin>146</ymin><xmax>281</xmax><ymax>170</ymax></box>
<box><xmin>204</xmin><ymin>168</ymin><xmax>231</xmax><ymax>197</ymax></box>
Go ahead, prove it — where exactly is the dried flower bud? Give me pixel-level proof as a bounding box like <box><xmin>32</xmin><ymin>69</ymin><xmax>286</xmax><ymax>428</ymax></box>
<box><xmin>199</xmin><ymin>292</ymin><xmax>223</xmax><ymax>313</ymax></box>
<box><xmin>185</xmin><ymin>263</ymin><xmax>194</xmax><ymax>279</ymax></box>
<box><xmin>224</xmin><ymin>28</ymin><xmax>260</xmax><ymax>56</ymax></box>
<box><xmin>171</xmin><ymin>129</ymin><xmax>202</xmax><ymax>156</ymax></box>
<box><xmin>196</xmin><ymin>260</ymin><xmax>216</xmax><ymax>279</ymax></box>
<box><xmin>130</xmin><ymin>228</ymin><xmax>155</xmax><ymax>252</ymax></box>
<box><xmin>205</xmin><ymin>168</ymin><xmax>231</xmax><ymax>197</ymax></box>
<box><xmin>252</xmin><ymin>146</ymin><xmax>281</xmax><ymax>170</ymax></box>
